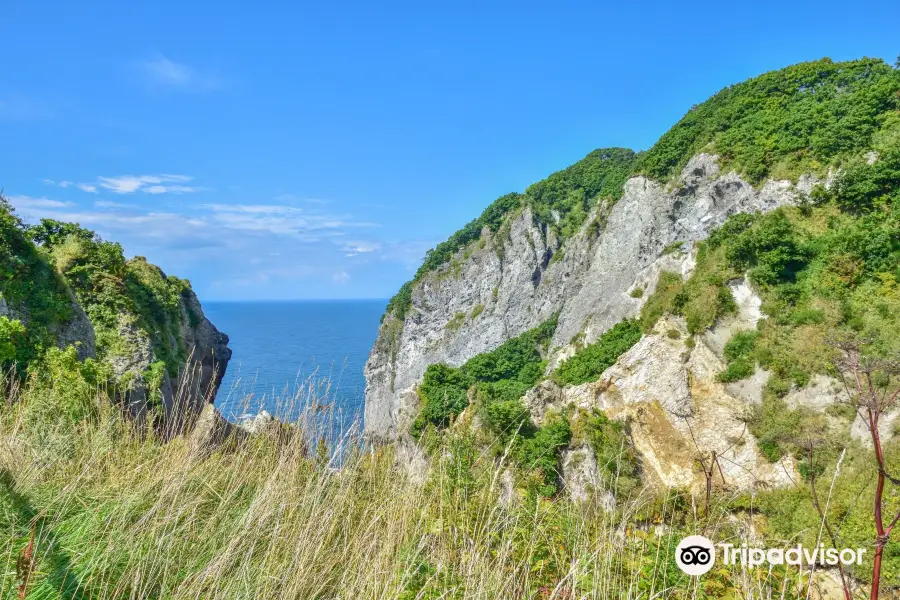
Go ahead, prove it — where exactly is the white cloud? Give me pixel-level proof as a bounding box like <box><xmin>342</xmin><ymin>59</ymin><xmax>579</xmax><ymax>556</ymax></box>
<box><xmin>332</xmin><ymin>270</ymin><xmax>350</xmax><ymax>284</ymax></box>
<box><xmin>343</xmin><ymin>241</ymin><xmax>382</xmax><ymax>256</ymax></box>
<box><xmin>139</xmin><ymin>55</ymin><xmax>225</xmax><ymax>92</ymax></box>
<box><xmin>43</xmin><ymin>179</ymin><xmax>99</xmax><ymax>193</ymax></box>
<box><xmin>97</xmin><ymin>174</ymin><xmax>201</xmax><ymax>194</ymax></box>
<box><xmin>201</xmin><ymin>203</ymin><xmax>377</xmax><ymax>237</ymax></box>
<box><xmin>7</xmin><ymin>195</ymin><xmax>74</xmax><ymax>210</ymax></box>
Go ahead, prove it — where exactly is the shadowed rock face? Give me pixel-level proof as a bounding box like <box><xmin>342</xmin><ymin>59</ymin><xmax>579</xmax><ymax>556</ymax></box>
<box><xmin>365</xmin><ymin>154</ymin><xmax>808</xmax><ymax>442</ymax></box>
<box><xmin>164</xmin><ymin>288</ymin><xmax>232</xmax><ymax>433</ymax></box>
<box><xmin>33</xmin><ymin>280</ymin><xmax>231</xmax><ymax>436</ymax></box>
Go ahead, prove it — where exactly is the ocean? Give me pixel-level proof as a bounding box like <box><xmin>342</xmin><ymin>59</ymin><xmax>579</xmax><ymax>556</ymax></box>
<box><xmin>203</xmin><ymin>299</ymin><xmax>386</xmax><ymax>429</ymax></box>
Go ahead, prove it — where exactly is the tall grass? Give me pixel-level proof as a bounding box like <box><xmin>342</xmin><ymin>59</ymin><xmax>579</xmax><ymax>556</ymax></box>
<box><xmin>0</xmin><ymin>368</ymin><xmax>837</xmax><ymax>599</ymax></box>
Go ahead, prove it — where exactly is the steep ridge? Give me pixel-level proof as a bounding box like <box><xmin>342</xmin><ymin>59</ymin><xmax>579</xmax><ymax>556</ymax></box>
<box><xmin>366</xmin><ymin>155</ymin><xmax>815</xmax><ymax>440</ymax></box>
<box><xmin>364</xmin><ymin>56</ymin><xmax>900</xmax><ymax>497</ymax></box>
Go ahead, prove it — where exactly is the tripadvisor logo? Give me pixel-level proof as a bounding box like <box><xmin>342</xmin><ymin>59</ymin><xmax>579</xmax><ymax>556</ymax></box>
<box><xmin>675</xmin><ymin>535</ymin><xmax>867</xmax><ymax>576</ymax></box>
<box><xmin>675</xmin><ymin>535</ymin><xmax>716</xmax><ymax>576</ymax></box>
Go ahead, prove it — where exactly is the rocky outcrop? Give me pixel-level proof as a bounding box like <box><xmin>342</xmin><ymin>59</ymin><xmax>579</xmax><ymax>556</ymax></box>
<box><xmin>117</xmin><ymin>286</ymin><xmax>232</xmax><ymax>435</ymax></box>
<box><xmin>188</xmin><ymin>403</ymin><xmax>249</xmax><ymax>457</ymax></box>
<box><xmin>527</xmin><ymin>315</ymin><xmax>798</xmax><ymax>494</ymax></box>
<box><xmin>166</xmin><ymin>288</ymin><xmax>232</xmax><ymax>431</ymax></box>
<box><xmin>365</xmin><ymin>154</ymin><xmax>809</xmax><ymax>441</ymax></box>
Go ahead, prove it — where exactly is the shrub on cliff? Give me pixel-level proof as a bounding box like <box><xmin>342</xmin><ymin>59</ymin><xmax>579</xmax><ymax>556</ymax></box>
<box><xmin>553</xmin><ymin>319</ymin><xmax>642</xmax><ymax>386</ymax></box>
<box><xmin>412</xmin><ymin>315</ymin><xmax>557</xmax><ymax>436</ymax></box>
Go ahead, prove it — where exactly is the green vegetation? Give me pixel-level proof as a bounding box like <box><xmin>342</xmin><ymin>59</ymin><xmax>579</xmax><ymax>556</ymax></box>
<box><xmin>0</xmin><ymin>317</ymin><xmax>26</xmax><ymax>366</ymax></box>
<box><xmin>553</xmin><ymin>320</ymin><xmax>642</xmax><ymax>386</ymax></box>
<box><xmin>412</xmin><ymin>316</ymin><xmax>557</xmax><ymax>436</ymax></box>
<box><xmin>445</xmin><ymin>311</ymin><xmax>465</xmax><ymax>333</ymax></box>
<box><xmin>383</xmin><ymin>58</ymin><xmax>900</xmax><ymax>324</ymax></box>
<box><xmin>0</xmin><ymin>199</ymin><xmax>203</xmax><ymax>421</ymax></box>
<box><xmin>411</xmin><ymin>316</ymin><xmax>576</xmax><ymax>496</ymax></box>
<box><xmin>27</xmin><ymin>218</ymin><xmax>193</xmax><ymax>377</ymax></box>
<box><xmin>526</xmin><ymin>147</ymin><xmax>637</xmax><ymax>238</ymax></box>
<box><xmin>716</xmin><ymin>330</ymin><xmax>759</xmax><ymax>382</ymax></box>
<box><xmin>639</xmin><ymin>57</ymin><xmax>900</xmax><ymax>182</ymax></box>
<box><xmin>573</xmin><ymin>409</ymin><xmax>640</xmax><ymax>496</ymax></box>
<box><xmin>0</xmin><ymin>199</ymin><xmax>74</xmax><ymax>368</ymax></box>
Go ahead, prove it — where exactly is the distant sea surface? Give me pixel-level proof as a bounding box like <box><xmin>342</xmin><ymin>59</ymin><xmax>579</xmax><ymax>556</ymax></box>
<box><xmin>203</xmin><ymin>300</ymin><xmax>386</xmax><ymax>427</ymax></box>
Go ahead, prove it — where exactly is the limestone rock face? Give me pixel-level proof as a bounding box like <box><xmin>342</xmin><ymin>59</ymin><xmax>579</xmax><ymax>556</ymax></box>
<box><xmin>561</xmin><ymin>444</ymin><xmax>615</xmax><ymax>510</ymax></box>
<box><xmin>552</xmin><ymin>316</ymin><xmax>797</xmax><ymax>493</ymax></box>
<box><xmin>365</xmin><ymin>154</ymin><xmax>803</xmax><ymax>441</ymax></box>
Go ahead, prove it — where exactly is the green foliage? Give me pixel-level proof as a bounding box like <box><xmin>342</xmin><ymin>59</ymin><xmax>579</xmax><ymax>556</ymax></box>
<box><xmin>527</xmin><ymin>148</ymin><xmax>638</xmax><ymax>238</ymax></box>
<box><xmin>0</xmin><ymin>316</ymin><xmax>26</xmax><ymax>364</ymax></box>
<box><xmin>553</xmin><ymin>320</ymin><xmax>642</xmax><ymax>386</ymax></box>
<box><xmin>26</xmin><ymin>218</ymin><xmax>97</xmax><ymax>249</ymax></box>
<box><xmin>829</xmin><ymin>145</ymin><xmax>900</xmax><ymax>214</ymax></box>
<box><xmin>0</xmin><ymin>199</ymin><xmax>73</xmax><ymax>367</ymax></box>
<box><xmin>382</xmin><ymin>280</ymin><xmax>413</xmax><ymax>323</ymax></box>
<box><xmin>721</xmin><ymin>210</ymin><xmax>810</xmax><ymax>286</ymax></box>
<box><xmin>717</xmin><ymin>330</ymin><xmax>759</xmax><ymax>382</ymax></box>
<box><xmin>629</xmin><ymin>287</ymin><xmax>643</xmax><ymax>298</ymax></box>
<box><xmin>469</xmin><ymin>304</ymin><xmax>484</xmax><ymax>319</ymax></box>
<box><xmin>144</xmin><ymin>360</ymin><xmax>167</xmax><ymax>409</ymax></box>
<box><xmin>0</xmin><ymin>202</ymin><xmax>198</xmax><ymax>395</ymax></box>
<box><xmin>412</xmin><ymin>316</ymin><xmax>558</xmax><ymax>436</ymax></box>
<box><xmin>446</xmin><ymin>312</ymin><xmax>465</xmax><ymax>332</ymax></box>
<box><xmin>420</xmin><ymin>193</ymin><xmax>523</xmax><ymax>277</ymax></box>
<box><xmin>747</xmin><ymin>396</ymin><xmax>804</xmax><ymax>462</ymax></box>
<box><xmin>661</xmin><ymin>241</ymin><xmax>685</xmax><ymax>256</ymax></box>
<box><xmin>24</xmin><ymin>346</ymin><xmax>111</xmax><ymax>426</ymax></box>
<box><xmin>514</xmin><ymin>414</ymin><xmax>572</xmax><ymax>498</ymax></box>
<box><xmin>637</xmin><ymin>57</ymin><xmax>900</xmax><ymax>182</ymax></box>
<box><xmin>410</xmin><ymin>316</ymin><xmax>560</xmax><ymax>492</ymax></box>
<box><xmin>412</xmin><ymin>364</ymin><xmax>471</xmax><ymax>436</ymax></box>
<box><xmin>575</xmin><ymin>409</ymin><xmax>640</xmax><ymax>496</ymax></box>
<box><xmin>639</xmin><ymin>272</ymin><xmax>684</xmax><ymax>332</ymax></box>
<box><xmin>41</xmin><ymin>219</ymin><xmax>193</xmax><ymax>377</ymax></box>
<box><xmin>464</xmin><ymin>315</ymin><xmax>556</xmax><ymax>384</ymax></box>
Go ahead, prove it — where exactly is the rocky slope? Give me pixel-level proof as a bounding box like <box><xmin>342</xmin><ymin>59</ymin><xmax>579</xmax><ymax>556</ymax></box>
<box><xmin>365</xmin><ymin>154</ymin><xmax>814</xmax><ymax>442</ymax></box>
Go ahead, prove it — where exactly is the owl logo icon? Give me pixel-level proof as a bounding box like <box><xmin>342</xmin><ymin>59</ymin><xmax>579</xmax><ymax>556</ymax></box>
<box><xmin>675</xmin><ymin>535</ymin><xmax>715</xmax><ymax>575</ymax></box>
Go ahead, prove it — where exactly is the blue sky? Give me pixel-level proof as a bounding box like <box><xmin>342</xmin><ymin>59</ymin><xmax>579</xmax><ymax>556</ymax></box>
<box><xmin>2</xmin><ymin>1</ymin><xmax>898</xmax><ymax>301</ymax></box>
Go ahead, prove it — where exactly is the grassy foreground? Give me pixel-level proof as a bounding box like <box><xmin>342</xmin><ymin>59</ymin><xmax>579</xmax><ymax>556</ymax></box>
<box><xmin>0</xmin><ymin>368</ymin><xmax>861</xmax><ymax>600</ymax></box>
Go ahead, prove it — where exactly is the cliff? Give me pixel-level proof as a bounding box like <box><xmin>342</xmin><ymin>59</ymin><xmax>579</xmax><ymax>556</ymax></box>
<box><xmin>0</xmin><ymin>201</ymin><xmax>230</xmax><ymax>432</ymax></box>
<box><xmin>365</xmin><ymin>153</ymin><xmax>808</xmax><ymax>440</ymax></box>
<box><xmin>364</xmin><ymin>56</ymin><xmax>900</xmax><ymax>495</ymax></box>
